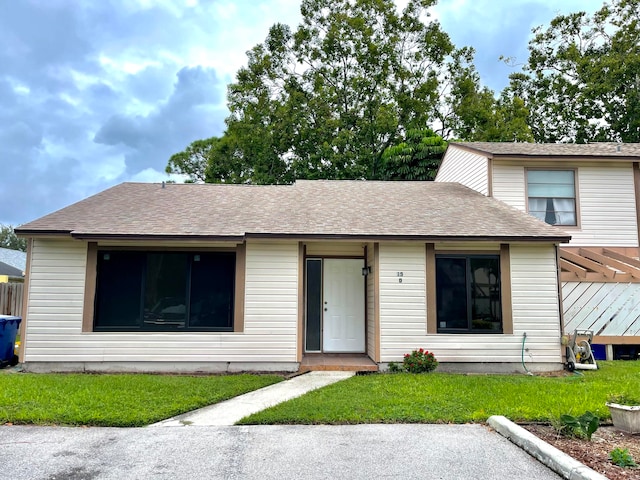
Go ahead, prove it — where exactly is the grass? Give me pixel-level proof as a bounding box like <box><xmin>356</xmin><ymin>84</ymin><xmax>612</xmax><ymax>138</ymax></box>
<box><xmin>0</xmin><ymin>372</ymin><xmax>282</xmax><ymax>426</ymax></box>
<box><xmin>239</xmin><ymin>361</ymin><xmax>640</xmax><ymax>425</ymax></box>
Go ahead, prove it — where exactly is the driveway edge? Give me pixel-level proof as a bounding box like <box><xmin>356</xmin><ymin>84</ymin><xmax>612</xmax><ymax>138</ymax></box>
<box><xmin>487</xmin><ymin>415</ymin><xmax>608</xmax><ymax>480</ymax></box>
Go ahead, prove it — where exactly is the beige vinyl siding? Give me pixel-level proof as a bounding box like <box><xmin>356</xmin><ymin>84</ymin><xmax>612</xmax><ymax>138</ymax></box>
<box><xmin>24</xmin><ymin>239</ymin><xmax>299</xmax><ymax>363</ymax></box>
<box><xmin>378</xmin><ymin>242</ymin><xmax>561</xmax><ymax>363</ymax></box>
<box><xmin>508</xmin><ymin>245</ymin><xmax>562</xmax><ymax>362</ymax></box>
<box><xmin>435</xmin><ymin>146</ymin><xmax>489</xmax><ymax>195</ymax></box>
<box><xmin>492</xmin><ymin>161</ymin><xmax>638</xmax><ymax>247</ymax></box>
<box><xmin>574</xmin><ymin>163</ymin><xmax>637</xmax><ymax>246</ymax></box>
<box><xmin>24</xmin><ymin>239</ymin><xmax>85</xmax><ymax>339</ymax></box>
<box><xmin>305</xmin><ymin>242</ymin><xmax>364</xmax><ymax>257</ymax></box>
<box><xmin>378</xmin><ymin>243</ymin><xmax>427</xmax><ymax>358</ymax></box>
<box><xmin>491</xmin><ymin>164</ymin><xmax>527</xmax><ymax>211</ymax></box>
<box><xmin>434</xmin><ymin>243</ymin><xmax>504</xmax><ymax>251</ymax></box>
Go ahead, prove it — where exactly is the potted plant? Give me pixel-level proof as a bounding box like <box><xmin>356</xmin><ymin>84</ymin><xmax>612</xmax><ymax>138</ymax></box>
<box><xmin>606</xmin><ymin>395</ymin><xmax>640</xmax><ymax>434</ymax></box>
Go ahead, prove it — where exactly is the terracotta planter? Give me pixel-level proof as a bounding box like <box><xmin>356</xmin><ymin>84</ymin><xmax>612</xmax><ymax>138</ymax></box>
<box><xmin>606</xmin><ymin>402</ymin><xmax>640</xmax><ymax>434</ymax></box>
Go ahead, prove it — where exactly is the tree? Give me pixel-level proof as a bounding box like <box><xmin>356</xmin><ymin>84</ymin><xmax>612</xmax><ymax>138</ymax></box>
<box><xmin>507</xmin><ymin>0</ymin><xmax>640</xmax><ymax>143</ymax></box>
<box><xmin>166</xmin><ymin>137</ymin><xmax>217</xmax><ymax>183</ymax></box>
<box><xmin>0</xmin><ymin>225</ymin><xmax>26</xmax><ymax>252</ymax></box>
<box><xmin>435</xmin><ymin>47</ymin><xmax>533</xmax><ymax>142</ymax></box>
<box><xmin>166</xmin><ymin>136</ymin><xmax>249</xmax><ymax>184</ymax></box>
<box><xmin>380</xmin><ymin>128</ymin><xmax>446</xmax><ymax>180</ymax></box>
<box><xmin>170</xmin><ymin>0</ymin><xmax>473</xmax><ymax>183</ymax></box>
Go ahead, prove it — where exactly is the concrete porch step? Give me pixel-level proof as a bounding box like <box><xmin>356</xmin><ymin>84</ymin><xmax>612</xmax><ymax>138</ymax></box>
<box><xmin>299</xmin><ymin>354</ymin><xmax>378</xmax><ymax>372</ymax></box>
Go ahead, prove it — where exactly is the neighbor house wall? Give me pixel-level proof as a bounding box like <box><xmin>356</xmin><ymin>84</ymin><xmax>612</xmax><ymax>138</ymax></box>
<box><xmin>492</xmin><ymin>161</ymin><xmax>638</xmax><ymax>247</ymax></box>
<box><xmin>22</xmin><ymin>238</ymin><xmax>300</xmax><ymax>371</ymax></box>
<box><xmin>435</xmin><ymin>147</ymin><xmax>489</xmax><ymax>195</ymax></box>
<box><xmin>377</xmin><ymin>242</ymin><xmax>562</xmax><ymax>369</ymax></box>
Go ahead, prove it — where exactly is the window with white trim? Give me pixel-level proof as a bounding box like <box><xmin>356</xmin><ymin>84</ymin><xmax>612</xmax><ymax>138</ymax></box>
<box><xmin>527</xmin><ymin>170</ymin><xmax>577</xmax><ymax>226</ymax></box>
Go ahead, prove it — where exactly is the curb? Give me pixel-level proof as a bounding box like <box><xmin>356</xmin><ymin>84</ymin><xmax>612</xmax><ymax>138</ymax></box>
<box><xmin>487</xmin><ymin>416</ymin><xmax>608</xmax><ymax>480</ymax></box>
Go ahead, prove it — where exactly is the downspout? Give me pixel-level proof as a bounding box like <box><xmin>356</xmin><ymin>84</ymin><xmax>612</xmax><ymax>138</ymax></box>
<box><xmin>18</xmin><ymin>237</ymin><xmax>33</xmax><ymax>363</ymax></box>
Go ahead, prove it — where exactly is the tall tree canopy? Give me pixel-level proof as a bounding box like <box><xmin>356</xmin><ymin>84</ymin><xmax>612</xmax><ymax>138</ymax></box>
<box><xmin>226</xmin><ymin>0</ymin><xmax>463</xmax><ymax>182</ymax></box>
<box><xmin>169</xmin><ymin>0</ymin><xmax>486</xmax><ymax>183</ymax></box>
<box><xmin>167</xmin><ymin>0</ymin><xmax>539</xmax><ymax>184</ymax></box>
<box><xmin>507</xmin><ymin>0</ymin><xmax>640</xmax><ymax>143</ymax></box>
<box><xmin>439</xmin><ymin>50</ymin><xmax>533</xmax><ymax>142</ymax></box>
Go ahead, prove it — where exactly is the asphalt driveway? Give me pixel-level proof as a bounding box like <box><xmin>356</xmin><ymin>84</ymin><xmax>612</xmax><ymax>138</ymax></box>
<box><xmin>0</xmin><ymin>424</ymin><xmax>560</xmax><ymax>479</ymax></box>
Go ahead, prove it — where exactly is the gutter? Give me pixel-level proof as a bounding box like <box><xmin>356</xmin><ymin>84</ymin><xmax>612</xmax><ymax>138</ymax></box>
<box><xmin>11</xmin><ymin>231</ymin><xmax>571</xmax><ymax>244</ymax></box>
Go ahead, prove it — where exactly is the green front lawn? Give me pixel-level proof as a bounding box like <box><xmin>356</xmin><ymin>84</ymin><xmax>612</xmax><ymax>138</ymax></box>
<box><xmin>239</xmin><ymin>361</ymin><xmax>640</xmax><ymax>425</ymax></box>
<box><xmin>0</xmin><ymin>373</ymin><xmax>282</xmax><ymax>426</ymax></box>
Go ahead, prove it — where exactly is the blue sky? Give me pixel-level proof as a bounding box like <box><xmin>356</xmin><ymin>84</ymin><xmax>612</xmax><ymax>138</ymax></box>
<box><xmin>0</xmin><ymin>0</ymin><xmax>603</xmax><ymax>226</ymax></box>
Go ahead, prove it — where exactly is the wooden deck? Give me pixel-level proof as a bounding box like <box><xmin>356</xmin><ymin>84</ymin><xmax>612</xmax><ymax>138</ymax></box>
<box><xmin>299</xmin><ymin>354</ymin><xmax>378</xmax><ymax>372</ymax></box>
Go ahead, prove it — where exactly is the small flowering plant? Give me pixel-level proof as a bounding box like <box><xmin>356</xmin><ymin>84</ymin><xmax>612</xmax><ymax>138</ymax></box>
<box><xmin>402</xmin><ymin>348</ymin><xmax>438</xmax><ymax>373</ymax></box>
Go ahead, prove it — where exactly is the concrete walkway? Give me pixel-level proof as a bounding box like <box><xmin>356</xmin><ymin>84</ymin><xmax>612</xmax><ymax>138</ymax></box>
<box><xmin>152</xmin><ymin>371</ymin><xmax>355</xmax><ymax>427</ymax></box>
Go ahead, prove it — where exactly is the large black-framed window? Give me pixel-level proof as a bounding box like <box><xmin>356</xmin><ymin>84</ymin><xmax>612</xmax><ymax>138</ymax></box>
<box><xmin>94</xmin><ymin>250</ymin><xmax>235</xmax><ymax>332</ymax></box>
<box><xmin>435</xmin><ymin>255</ymin><xmax>502</xmax><ymax>333</ymax></box>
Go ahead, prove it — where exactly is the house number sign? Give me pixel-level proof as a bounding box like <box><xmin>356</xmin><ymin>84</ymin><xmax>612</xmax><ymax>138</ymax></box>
<box><xmin>397</xmin><ymin>272</ymin><xmax>404</xmax><ymax>283</ymax></box>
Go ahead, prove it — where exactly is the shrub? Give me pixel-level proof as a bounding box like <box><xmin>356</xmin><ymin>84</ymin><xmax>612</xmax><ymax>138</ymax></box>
<box><xmin>609</xmin><ymin>448</ymin><xmax>637</xmax><ymax>468</ymax></box>
<box><xmin>402</xmin><ymin>348</ymin><xmax>438</xmax><ymax>374</ymax></box>
<box><xmin>387</xmin><ymin>361</ymin><xmax>402</xmax><ymax>373</ymax></box>
<box><xmin>558</xmin><ymin>411</ymin><xmax>599</xmax><ymax>440</ymax></box>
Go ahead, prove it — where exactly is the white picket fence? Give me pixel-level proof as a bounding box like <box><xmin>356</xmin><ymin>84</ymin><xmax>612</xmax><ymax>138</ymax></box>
<box><xmin>0</xmin><ymin>283</ymin><xmax>23</xmax><ymax>317</ymax></box>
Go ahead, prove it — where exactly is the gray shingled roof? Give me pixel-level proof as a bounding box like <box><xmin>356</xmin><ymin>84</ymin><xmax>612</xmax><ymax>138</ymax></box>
<box><xmin>0</xmin><ymin>248</ymin><xmax>26</xmax><ymax>271</ymax></box>
<box><xmin>0</xmin><ymin>260</ymin><xmax>23</xmax><ymax>277</ymax></box>
<box><xmin>451</xmin><ymin>142</ymin><xmax>640</xmax><ymax>159</ymax></box>
<box><xmin>16</xmin><ymin>181</ymin><xmax>570</xmax><ymax>242</ymax></box>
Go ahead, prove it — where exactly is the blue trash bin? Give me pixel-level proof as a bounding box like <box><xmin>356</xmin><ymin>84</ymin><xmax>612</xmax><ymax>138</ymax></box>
<box><xmin>591</xmin><ymin>344</ymin><xmax>606</xmax><ymax>361</ymax></box>
<box><xmin>0</xmin><ymin>315</ymin><xmax>21</xmax><ymax>365</ymax></box>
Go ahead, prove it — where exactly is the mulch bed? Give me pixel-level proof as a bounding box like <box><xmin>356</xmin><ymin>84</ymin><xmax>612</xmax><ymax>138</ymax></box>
<box><xmin>523</xmin><ymin>424</ymin><xmax>640</xmax><ymax>479</ymax></box>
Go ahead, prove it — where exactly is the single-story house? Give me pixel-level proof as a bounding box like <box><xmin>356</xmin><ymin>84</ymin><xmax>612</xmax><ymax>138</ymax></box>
<box><xmin>16</xmin><ymin>180</ymin><xmax>570</xmax><ymax>373</ymax></box>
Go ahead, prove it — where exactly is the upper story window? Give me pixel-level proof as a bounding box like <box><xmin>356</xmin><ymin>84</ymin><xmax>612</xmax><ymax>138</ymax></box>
<box><xmin>527</xmin><ymin>170</ymin><xmax>577</xmax><ymax>226</ymax></box>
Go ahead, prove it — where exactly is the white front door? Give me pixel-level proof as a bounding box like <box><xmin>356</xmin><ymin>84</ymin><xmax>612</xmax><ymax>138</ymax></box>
<box><xmin>322</xmin><ymin>258</ymin><xmax>366</xmax><ymax>353</ymax></box>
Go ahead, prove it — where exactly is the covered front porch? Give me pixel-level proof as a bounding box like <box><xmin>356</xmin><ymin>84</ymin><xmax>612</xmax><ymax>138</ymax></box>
<box><xmin>298</xmin><ymin>241</ymin><xmax>379</xmax><ymax>370</ymax></box>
